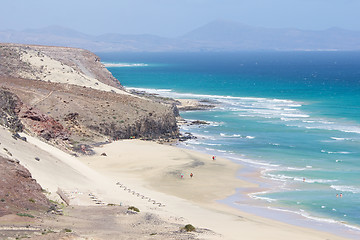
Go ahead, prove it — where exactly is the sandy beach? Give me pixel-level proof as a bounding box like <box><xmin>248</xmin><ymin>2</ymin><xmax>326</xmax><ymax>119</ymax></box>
<box><xmin>0</xmin><ymin>126</ymin><xmax>348</xmax><ymax>239</ymax></box>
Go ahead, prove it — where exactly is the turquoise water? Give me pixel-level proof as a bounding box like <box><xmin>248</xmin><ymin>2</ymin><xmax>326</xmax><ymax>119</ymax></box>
<box><xmin>100</xmin><ymin>52</ymin><xmax>360</xmax><ymax>236</ymax></box>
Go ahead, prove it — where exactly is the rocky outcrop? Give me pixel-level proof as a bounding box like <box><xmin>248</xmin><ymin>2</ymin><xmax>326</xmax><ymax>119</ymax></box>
<box><xmin>175</xmin><ymin>99</ymin><xmax>216</xmax><ymax>111</ymax></box>
<box><xmin>0</xmin><ymin>88</ymin><xmax>70</xmax><ymax>142</ymax></box>
<box><xmin>20</xmin><ymin>107</ymin><xmax>70</xmax><ymax>141</ymax></box>
<box><xmin>0</xmin><ymin>89</ymin><xmax>23</xmax><ymax>132</ymax></box>
<box><xmin>0</xmin><ymin>156</ymin><xmax>51</xmax><ymax>216</ymax></box>
<box><xmin>89</xmin><ymin>111</ymin><xmax>178</xmax><ymax>140</ymax></box>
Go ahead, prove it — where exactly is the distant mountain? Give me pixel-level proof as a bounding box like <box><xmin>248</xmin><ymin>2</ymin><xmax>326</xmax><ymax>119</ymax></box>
<box><xmin>0</xmin><ymin>21</ymin><xmax>359</xmax><ymax>52</ymax></box>
<box><xmin>181</xmin><ymin>20</ymin><xmax>360</xmax><ymax>51</ymax></box>
<box><xmin>23</xmin><ymin>25</ymin><xmax>91</xmax><ymax>39</ymax></box>
<box><xmin>0</xmin><ymin>27</ymin><xmax>186</xmax><ymax>52</ymax></box>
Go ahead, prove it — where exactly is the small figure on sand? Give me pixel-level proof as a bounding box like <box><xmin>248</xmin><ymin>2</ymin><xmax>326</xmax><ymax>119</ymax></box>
<box><xmin>212</xmin><ymin>156</ymin><xmax>216</xmax><ymax>161</ymax></box>
<box><xmin>190</xmin><ymin>173</ymin><xmax>193</xmax><ymax>178</ymax></box>
<box><xmin>181</xmin><ymin>173</ymin><xmax>184</xmax><ymax>179</ymax></box>
<box><xmin>81</xmin><ymin>145</ymin><xmax>86</xmax><ymax>153</ymax></box>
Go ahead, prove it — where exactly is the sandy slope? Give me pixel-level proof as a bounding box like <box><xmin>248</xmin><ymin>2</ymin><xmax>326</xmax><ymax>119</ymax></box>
<box><xmin>18</xmin><ymin>48</ymin><xmax>129</xmax><ymax>95</ymax></box>
<box><xmin>0</xmin><ymin>127</ymin><xmax>347</xmax><ymax>240</ymax></box>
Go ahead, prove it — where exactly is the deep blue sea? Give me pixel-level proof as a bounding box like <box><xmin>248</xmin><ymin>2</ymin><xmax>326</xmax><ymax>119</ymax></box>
<box><xmin>99</xmin><ymin>52</ymin><xmax>360</xmax><ymax>237</ymax></box>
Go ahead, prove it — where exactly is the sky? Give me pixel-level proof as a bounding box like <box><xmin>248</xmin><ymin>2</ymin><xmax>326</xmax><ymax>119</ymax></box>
<box><xmin>1</xmin><ymin>0</ymin><xmax>360</xmax><ymax>37</ymax></box>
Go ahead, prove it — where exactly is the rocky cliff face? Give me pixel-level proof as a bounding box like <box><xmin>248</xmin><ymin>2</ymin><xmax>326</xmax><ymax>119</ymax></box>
<box><xmin>0</xmin><ymin>44</ymin><xmax>179</xmax><ymax>152</ymax></box>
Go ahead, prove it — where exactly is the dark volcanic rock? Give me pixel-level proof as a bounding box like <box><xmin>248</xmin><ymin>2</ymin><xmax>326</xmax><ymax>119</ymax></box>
<box><xmin>190</xmin><ymin>120</ymin><xmax>209</xmax><ymax>125</ymax></box>
<box><xmin>179</xmin><ymin>132</ymin><xmax>197</xmax><ymax>141</ymax></box>
<box><xmin>0</xmin><ymin>89</ymin><xmax>23</xmax><ymax>132</ymax></box>
<box><xmin>89</xmin><ymin>112</ymin><xmax>178</xmax><ymax>140</ymax></box>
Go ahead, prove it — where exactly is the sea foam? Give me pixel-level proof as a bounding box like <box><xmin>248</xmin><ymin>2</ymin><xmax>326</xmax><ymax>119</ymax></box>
<box><xmin>103</xmin><ymin>63</ymin><xmax>148</xmax><ymax>67</ymax></box>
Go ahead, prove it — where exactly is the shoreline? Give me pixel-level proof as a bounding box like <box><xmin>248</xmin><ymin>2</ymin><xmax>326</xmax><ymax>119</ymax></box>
<box><xmin>163</xmin><ymin>90</ymin><xmax>360</xmax><ymax>238</ymax></box>
<box><xmin>78</xmin><ymin>139</ymin><xmax>350</xmax><ymax>239</ymax></box>
<box><xmin>0</xmin><ymin>126</ymin><xmax>352</xmax><ymax>239</ymax></box>
<box><xmin>106</xmin><ymin>84</ymin><xmax>360</xmax><ymax>239</ymax></box>
<box><xmin>176</xmin><ymin>129</ymin><xmax>360</xmax><ymax>239</ymax></box>
<box><xmin>179</xmin><ymin>138</ymin><xmax>360</xmax><ymax>239</ymax></box>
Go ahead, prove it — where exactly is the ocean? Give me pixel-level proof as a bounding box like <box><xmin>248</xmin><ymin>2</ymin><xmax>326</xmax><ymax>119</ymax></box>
<box><xmin>99</xmin><ymin>51</ymin><xmax>360</xmax><ymax>237</ymax></box>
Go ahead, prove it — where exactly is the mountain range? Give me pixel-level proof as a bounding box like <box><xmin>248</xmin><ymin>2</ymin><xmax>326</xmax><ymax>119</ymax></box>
<box><xmin>1</xmin><ymin>20</ymin><xmax>359</xmax><ymax>52</ymax></box>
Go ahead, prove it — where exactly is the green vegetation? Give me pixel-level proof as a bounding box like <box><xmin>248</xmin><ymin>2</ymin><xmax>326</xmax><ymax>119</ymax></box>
<box><xmin>29</xmin><ymin>198</ymin><xmax>35</xmax><ymax>203</ymax></box>
<box><xmin>64</xmin><ymin>228</ymin><xmax>72</xmax><ymax>233</ymax></box>
<box><xmin>16</xmin><ymin>213</ymin><xmax>35</xmax><ymax>218</ymax></box>
<box><xmin>49</xmin><ymin>199</ymin><xmax>59</xmax><ymax>205</ymax></box>
<box><xmin>0</xmin><ymin>198</ymin><xmax>5</xmax><ymax>202</ymax></box>
<box><xmin>128</xmin><ymin>206</ymin><xmax>140</xmax><ymax>212</ymax></box>
<box><xmin>41</xmin><ymin>188</ymin><xmax>50</xmax><ymax>194</ymax></box>
<box><xmin>183</xmin><ymin>224</ymin><xmax>196</xmax><ymax>232</ymax></box>
<box><xmin>42</xmin><ymin>229</ymin><xmax>55</xmax><ymax>235</ymax></box>
<box><xmin>15</xmin><ymin>235</ymin><xmax>28</xmax><ymax>240</ymax></box>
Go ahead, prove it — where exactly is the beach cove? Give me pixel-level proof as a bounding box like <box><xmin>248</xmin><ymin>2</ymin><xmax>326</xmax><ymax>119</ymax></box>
<box><xmin>0</xmin><ymin>126</ymin><xmax>349</xmax><ymax>239</ymax></box>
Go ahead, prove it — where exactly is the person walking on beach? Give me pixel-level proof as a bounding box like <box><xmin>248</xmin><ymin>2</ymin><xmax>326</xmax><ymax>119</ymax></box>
<box><xmin>181</xmin><ymin>173</ymin><xmax>184</xmax><ymax>179</ymax></box>
<box><xmin>190</xmin><ymin>173</ymin><xmax>193</xmax><ymax>178</ymax></box>
<box><xmin>212</xmin><ymin>156</ymin><xmax>216</xmax><ymax>161</ymax></box>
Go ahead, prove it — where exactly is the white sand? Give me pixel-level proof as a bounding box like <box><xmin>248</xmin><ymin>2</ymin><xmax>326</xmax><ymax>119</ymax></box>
<box><xmin>0</xmin><ymin>128</ymin><xmax>348</xmax><ymax>239</ymax></box>
<box><xmin>17</xmin><ymin>49</ymin><xmax>130</xmax><ymax>95</ymax></box>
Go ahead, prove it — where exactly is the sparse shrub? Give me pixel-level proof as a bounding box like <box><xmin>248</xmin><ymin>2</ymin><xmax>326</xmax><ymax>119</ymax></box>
<box><xmin>16</xmin><ymin>213</ymin><xmax>35</xmax><ymax>218</ymax></box>
<box><xmin>64</xmin><ymin>228</ymin><xmax>72</xmax><ymax>233</ymax></box>
<box><xmin>0</xmin><ymin>198</ymin><xmax>5</xmax><ymax>202</ymax></box>
<box><xmin>49</xmin><ymin>200</ymin><xmax>59</xmax><ymax>205</ymax></box>
<box><xmin>128</xmin><ymin>206</ymin><xmax>140</xmax><ymax>212</ymax></box>
<box><xmin>183</xmin><ymin>224</ymin><xmax>196</xmax><ymax>232</ymax></box>
<box><xmin>29</xmin><ymin>198</ymin><xmax>35</xmax><ymax>203</ymax></box>
<box><xmin>42</xmin><ymin>229</ymin><xmax>55</xmax><ymax>235</ymax></box>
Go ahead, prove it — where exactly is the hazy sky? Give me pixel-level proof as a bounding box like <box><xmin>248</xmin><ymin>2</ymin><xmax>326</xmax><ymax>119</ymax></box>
<box><xmin>1</xmin><ymin>0</ymin><xmax>359</xmax><ymax>37</ymax></box>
